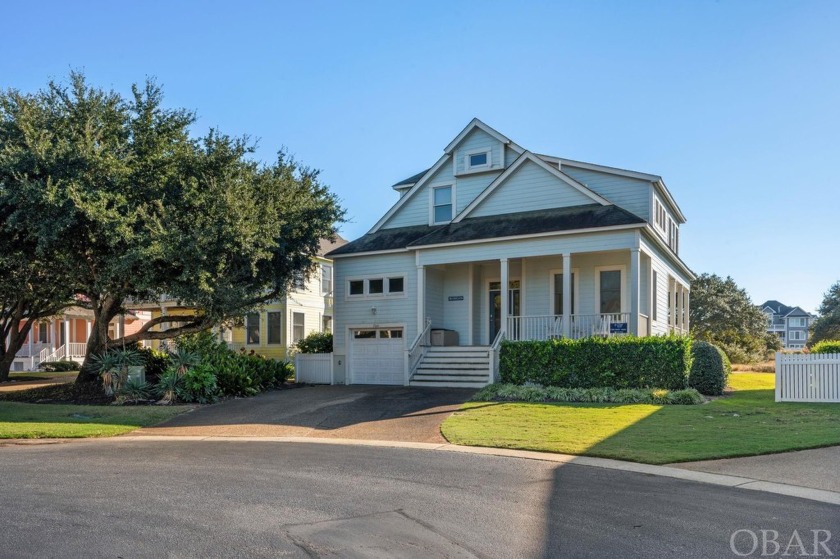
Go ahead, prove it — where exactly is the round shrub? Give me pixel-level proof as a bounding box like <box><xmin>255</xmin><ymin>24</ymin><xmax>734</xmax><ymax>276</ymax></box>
<box><xmin>295</xmin><ymin>332</ymin><xmax>333</xmax><ymax>354</ymax></box>
<box><xmin>811</xmin><ymin>340</ymin><xmax>840</xmax><ymax>354</ymax></box>
<box><xmin>689</xmin><ymin>341</ymin><xmax>731</xmax><ymax>396</ymax></box>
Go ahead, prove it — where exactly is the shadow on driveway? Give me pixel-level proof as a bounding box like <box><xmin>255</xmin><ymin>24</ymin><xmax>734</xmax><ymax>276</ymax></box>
<box><xmin>135</xmin><ymin>385</ymin><xmax>477</xmax><ymax>443</ymax></box>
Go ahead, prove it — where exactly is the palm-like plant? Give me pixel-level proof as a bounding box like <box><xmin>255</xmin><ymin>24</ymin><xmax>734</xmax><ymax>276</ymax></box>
<box><xmin>168</xmin><ymin>349</ymin><xmax>200</xmax><ymax>376</ymax></box>
<box><xmin>90</xmin><ymin>348</ymin><xmax>144</xmax><ymax>396</ymax></box>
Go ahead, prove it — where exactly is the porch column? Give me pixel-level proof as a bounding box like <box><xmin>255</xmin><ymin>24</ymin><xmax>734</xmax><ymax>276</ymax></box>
<box><xmin>63</xmin><ymin>319</ymin><xmax>69</xmax><ymax>349</ymax></box>
<box><xmin>28</xmin><ymin>329</ymin><xmax>33</xmax><ymax>356</ymax></box>
<box><xmin>50</xmin><ymin>321</ymin><xmax>56</xmax><ymax>349</ymax></box>
<box><xmin>630</xmin><ymin>248</ymin><xmax>640</xmax><ymax>336</ymax></box>
<box><xmin>562</xmin><ymin>253</ymin><xmax>571</xmax><ymax>338</ymax></box>
<box><xmin>86</xmin><ymin>320</ymin><xmax>92</xmax><ymax>341</ymax></box>
<box><xmin>500</xmin><ymin>258</ymin><xmax>509</xmax><ymax>338</ymax></box>
<box><xmin>669</xmin><ymin>280</ymin><xmax>676</xmax><ymax>333</ymax></box>
<box><xmin>684</xmin><ymin>288</ymin><xmax>690</xmax><ymax>333</ymax></box>
<box><xmin>416</xmin><ymin>265</ymin><xmax>426</xmax><ymax>335</ymax></box>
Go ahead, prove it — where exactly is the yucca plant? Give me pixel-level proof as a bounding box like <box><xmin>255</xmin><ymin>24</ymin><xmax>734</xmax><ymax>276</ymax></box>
<box><xmin>119</xmin><ymin>378</ymin><xmax>152</xmax><ymax>403</ymax></box>
<box><xmin>90</xmin><ymin>348</ymin><xmax>144</xmax><ymax>396</ymax></box>
<box><xmin>168</xmin><ymin>349</ymin><xmax>200</xmax><ymax>376</ymax></box>
<box><xmin>156</xmin><ymin>369</ymin><xmax>182</xmax><ymax>405</ymax></box>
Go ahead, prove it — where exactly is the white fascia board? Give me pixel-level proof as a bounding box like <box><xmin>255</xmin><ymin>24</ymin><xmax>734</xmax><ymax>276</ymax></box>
<box><xmin>411</xmin><ymin>223</ymin><xmax>643</xmax><ymax>250</ymax></box>
<box><xmin>653</xmin><ymin>179</ymin><xmax>687</xmax><ymax>224</ymax></box>
<box><xmin>452</xmin><ymin>151</ymin><xmax>610</xmax><ymax>223</ymax></box>
<box><xmin>368</xmin><ymin>153</ymin><xmax>451</xmax><ymax>234</ymax></box>
<box><xmin>444</xmin><ymin>118</ymin><xmax>512</xmax><ymax>154</ymax></box>
<box><xmin>328</xmin><ymin>248</ymin><xmax>411</xmax><ymax>259</ymax></box>
<box><xmin>640</xmin><ymin>226</ymin><xmax>696</xmax><ymax>280</ymax></box>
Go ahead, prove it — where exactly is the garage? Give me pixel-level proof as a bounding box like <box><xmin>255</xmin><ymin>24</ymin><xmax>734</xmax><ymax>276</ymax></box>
<box><xmin>349</xmin><ymin>328</ymin><xmax>405</xmax><ymax>385</ymax></box>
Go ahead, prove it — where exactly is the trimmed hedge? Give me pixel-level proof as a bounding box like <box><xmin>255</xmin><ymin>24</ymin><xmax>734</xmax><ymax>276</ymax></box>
<box><xmin>472</xmin><ymin>384</ymin><xmax>704</xmax><ymax>405</ymax></box>
<box><xmin>689</xmin><ymin>341</ymin><xmax>731</xmax><ymax>396</ymax></box>
<box><xmin>812</xmin><ymin>340</ymin><xmax>840</xmax><ymax>354</ymax></box>
<box><xmin>499</xmin><ymin>336</ymin><xmax>692</xmax><ymax>390</ymax></box>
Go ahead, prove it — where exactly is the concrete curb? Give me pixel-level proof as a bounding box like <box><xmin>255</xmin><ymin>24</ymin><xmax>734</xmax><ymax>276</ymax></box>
<box><xmin>78</xmin><ymin>435</ymin><xmax>840</xmax><ymax>506</ymax></box>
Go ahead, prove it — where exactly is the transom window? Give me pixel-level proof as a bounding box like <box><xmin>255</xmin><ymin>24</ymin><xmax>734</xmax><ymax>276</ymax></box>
<box><xmin>433</xmin><ymin>186</ymin><xmax>452</xmax><ymax>223</ymax></box>
<box><xmin>347</xmin><ymin>276</ymin><xmax>406</xmax><ymax>298</ymax></box>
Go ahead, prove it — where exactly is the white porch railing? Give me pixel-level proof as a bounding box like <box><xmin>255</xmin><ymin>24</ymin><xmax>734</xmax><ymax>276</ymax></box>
<box><xmin>506</xmin><ymin>313</ymin><xmax>632</xmax><ymax>341</ymax></box>
<box><xmin>569</xmin><ymin>313</ymin><xmax>631</xmax><ymax>339</ymax></box>
<box><xmin>776</xmin><ymin>352</ymin><xmax>840</xmax><ymax>403</ymax></box>
<box><xmin>506</xmin><ymin>315</ymin><xmax>564</xmax><ymax>341</ymax></box>
<box><xmin>405</xmin><ymin>318</ymin><xmax>432</xmax><ymax>385</ymax></box>
<box><xmin>67</xmin><ymin>343</ymin><xmax>87</xmax><ymax>357</ymax></box>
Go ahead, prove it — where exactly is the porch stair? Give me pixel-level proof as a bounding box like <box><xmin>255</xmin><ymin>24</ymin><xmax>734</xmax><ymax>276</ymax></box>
<box><xmin>410</xmin><ymin>346</ymin><xmax>492</xmax><ymax>388</ymax></box>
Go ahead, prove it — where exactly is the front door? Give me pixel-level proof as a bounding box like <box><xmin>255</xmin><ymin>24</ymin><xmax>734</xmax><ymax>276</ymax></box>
<box><xmin>489</xmin><ymin>281</ymin><xmax>520</xmax><ymax>342</ymax></box>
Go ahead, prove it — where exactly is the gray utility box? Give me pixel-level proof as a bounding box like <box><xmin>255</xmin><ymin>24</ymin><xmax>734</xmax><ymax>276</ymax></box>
<box><xmin>431</xmin><ymin>329</ymin><xmax>459</xmax><ymax>347</ymax></box>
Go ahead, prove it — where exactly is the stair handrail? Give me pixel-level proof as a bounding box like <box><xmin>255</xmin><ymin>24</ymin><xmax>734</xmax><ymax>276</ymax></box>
<box><xmin>407</xmin><ymin>318</ymin><xmax>432</xmax><ymax>377</ymax></box>
<box><xmin>489</xmin><ymin>329</ymin><xmax>506</xmax><ymax>383</ymax></box>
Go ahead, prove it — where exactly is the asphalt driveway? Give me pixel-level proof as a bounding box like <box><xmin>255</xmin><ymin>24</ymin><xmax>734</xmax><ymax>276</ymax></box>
<box><xmin>135</xmin><ymin>385</ymin><xmax>477</xmax><ymax>442</ymax></box>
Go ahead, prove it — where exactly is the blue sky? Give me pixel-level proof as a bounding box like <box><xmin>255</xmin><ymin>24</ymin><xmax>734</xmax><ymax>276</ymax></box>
<box><xmin>2</xmin><ymin>1</ymin><xmax>838</xmax><ymax>312</ymax></box>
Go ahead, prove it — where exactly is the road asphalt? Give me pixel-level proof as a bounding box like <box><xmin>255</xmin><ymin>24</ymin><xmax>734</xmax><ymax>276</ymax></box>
<box><xmin>0</xmin><ymin>439</ymin><xmax>837</xmax><ymax>558</ymax></box>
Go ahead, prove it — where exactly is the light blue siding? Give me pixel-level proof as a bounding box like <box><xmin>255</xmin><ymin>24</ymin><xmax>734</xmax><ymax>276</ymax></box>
<box><xmin>426</xmin><ymin>268</ymin><xmax>445</xmax><ymax>330</ymax></box>
<box><xmin>441</xmin><ymin>264</ymin><xmax>471</xmax><ymax>343</ymax></box>
<box><xmin>382</xmin><ymin>158</ymin><xmax>454</xmax><ymax>229</ymax></box>
<box><xmin>333</xmin><ymin>252</ymin><xmax>418</xmax><ymax>357</ymax></box>
<box><xmin>455</xmin><ymin>172</ymin><xmax>501</xmax><ymax>214</ymax></box>
<box><xmin>562</xmin><ymin>166</ymin><xmax>651</xmax><ymax>220</ymax></box>
<box><xmin>454</xmin><ymin>128</ymin><xmax>504</xmax><ymax>175</ymax></box>
<box><xmin>470</xmin><ymin>160</ymin><xmax>594</xmax><ymax>218</ymax></box>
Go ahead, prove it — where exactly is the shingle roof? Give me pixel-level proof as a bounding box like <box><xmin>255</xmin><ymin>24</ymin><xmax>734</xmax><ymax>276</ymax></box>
<box><xmin>760</xmin><ymin>300</ymin><xmax>794</xmax><ymax>316</ymax></box>
<box><xmin>317</xmin><ymin>235</ymin><xmax>348</xmax><ymax>257</ymax></box>
<box><xmin>327</xmin><ymin>204</ymin><xmax>645</xmax><ymax>256</ymax></box>
<box><xmin>391</xmin><ymin>169</ymin><xmax>430</xmax><ymax>188</ymax></box>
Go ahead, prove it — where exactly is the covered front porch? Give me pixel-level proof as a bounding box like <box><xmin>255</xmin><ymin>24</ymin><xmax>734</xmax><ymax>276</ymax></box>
<box><xmin>416</xmin><ymin>248</ymin><xmax>690</xmax><ymax>347</ymax></box>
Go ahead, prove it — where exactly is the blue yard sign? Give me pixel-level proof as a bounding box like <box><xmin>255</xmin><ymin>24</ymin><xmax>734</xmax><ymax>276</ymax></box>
<box><xmin>610</xmin><ymin>322</ymin><xmax>628</xmax><ymax>334</ymax></box>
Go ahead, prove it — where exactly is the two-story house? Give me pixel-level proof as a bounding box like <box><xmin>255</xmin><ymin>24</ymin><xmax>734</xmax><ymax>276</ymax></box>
<box><xmin>328</xmin><ymin>119</ymin><xmax>694</xmax><ymax>387</ymax></box>
<box><xmin>760</xmin><ymin>300</ymin><xmax>815</xmax><ymax>350</ymax></box>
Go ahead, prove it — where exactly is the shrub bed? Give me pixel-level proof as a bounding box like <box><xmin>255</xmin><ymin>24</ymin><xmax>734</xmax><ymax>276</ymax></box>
<box><xmin>689</xmin><ymin>341</ymin><xmax>731</xmax><ymax>396</ymax></box>
<box><xmin>499</xmin><ymin>336</ymin><xmax>692</xmax><ymax>389</ymax></box>
<box><xmin>472</xmin><ymin>384</ymin><xmax>704</xmax><ymax>405</ymax></box>
<box><xmin>812</xmin><ymin>340</ymin><xmax>840</xmax><ymax>354</ymax></box>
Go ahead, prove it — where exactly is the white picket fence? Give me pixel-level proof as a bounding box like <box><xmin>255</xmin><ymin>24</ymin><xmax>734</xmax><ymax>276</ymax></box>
<box><xmin>294</xmin><ymin>353</ymin><xmax>334</xmax><ymax>384</ymax></box>
<box><xmin>775</xmin><ymin>352</ymin><xmax>840</xmax><ymax>403</ymax></box>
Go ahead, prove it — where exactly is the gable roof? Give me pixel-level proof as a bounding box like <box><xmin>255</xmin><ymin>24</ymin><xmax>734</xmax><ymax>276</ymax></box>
<box><xmin>784</xmin><ymin>306</ymin><xmax>812</xmax><ymax>318</ymax></box>
<box><xmin>453</xmin><ymin>151</ymin><xmax>611</xmax><ymax>222</ymax></box>
<box><xmin>759</xmin><ymin>300</ymin><xmax>793</xmax><ymax>316</ymax></box>
<box><xmin>392</xmin><ymin>168</ymin><xmax>430</xmax><ymax>189</ymax></box>
<box><xmin>327</xmin><ymin>204</ymin><xmax>645</xmax><ymax>257</ymax></box>
<box><xmin>444</xmin><ymin>117</ymin><xmax>523</xmax><ymax>155</ymax></box>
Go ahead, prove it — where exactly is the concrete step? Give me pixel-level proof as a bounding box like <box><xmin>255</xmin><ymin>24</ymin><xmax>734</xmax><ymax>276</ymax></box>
<box><xmin>412</xmin><ymin>373</ymin><xmax>489</xmax><ymax>381</ymax></box>
<box><xmin>424</xmin><ymin>352</ymin><xmax>490</xmax><ymax>359</ymax></box>
<box><xmin>409</xmin><ymin>377</ymin><xmax>489</xmax><ymax>388</ymax></box>
<box><xmin>419</xmin><ymin>360</ymin><xmax>489</xmax><ymax>367</ymax></box>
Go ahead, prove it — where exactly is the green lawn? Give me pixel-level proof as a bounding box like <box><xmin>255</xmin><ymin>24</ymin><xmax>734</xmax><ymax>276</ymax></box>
<box><xmin>4</xmin><ymin>371</ymin><xmax>78</xmax><ymax>383</ymax></box>
<box><xmin>441</xmin><ymin>374</ymin><xmax>840</xmax><ymax>464</ymax></box>
<box><xmin>0</xmin><ymin>402</ymin><xmax>193</xmax><ymax>439</ymax></box>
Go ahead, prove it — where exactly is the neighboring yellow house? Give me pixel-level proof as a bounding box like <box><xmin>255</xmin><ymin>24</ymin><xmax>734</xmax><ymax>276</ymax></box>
<box><xmin>229</xmin><ymin>237</ymin><xmax>346</xmax><ymax>360</ymax></box>
<box><xmin>133</xmin><ymin>237</ymin><xmax>346</xmax><ymax>360</ymax></box>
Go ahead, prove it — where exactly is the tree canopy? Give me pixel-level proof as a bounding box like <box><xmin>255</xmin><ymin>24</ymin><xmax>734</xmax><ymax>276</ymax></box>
<box><xmin>0</xmin><ymin>72</ymin><xmax>344</xmax><ymax>382</ymax></box>
<box><xmin>689</xmin><ymin>273</ymin><xmax>778</xmax><ymax>363</ymax></box>
<box><xmin>810</xmin><ymin>281</ymin><xmax>840</xmax><ymax>345</ymax></box>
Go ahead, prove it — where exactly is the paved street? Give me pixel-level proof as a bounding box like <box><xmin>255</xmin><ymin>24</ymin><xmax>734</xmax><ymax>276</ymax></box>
<box><xmin>136</xmin><ymin>385</ymin><xmax>476</xmax><ymax>442</ymax></box>
<box><xmin>1</xmin><ymin>439</ymin><xmax>837</xmax><ymax>558</ymax></box>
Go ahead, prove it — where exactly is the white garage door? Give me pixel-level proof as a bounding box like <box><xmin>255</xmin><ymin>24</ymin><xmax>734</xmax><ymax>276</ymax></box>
<box><xmin>350</xmin><ymin>328</ymin><xmax>405</xmax><ymax>385</ymax></box>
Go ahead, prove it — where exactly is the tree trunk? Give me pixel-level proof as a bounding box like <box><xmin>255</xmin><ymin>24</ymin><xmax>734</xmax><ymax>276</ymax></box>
<box><xmin>76</xmin><ymin>298</ymin><xmax>119</xmax><ymax>384</ymax></box>
<box><xmin>0</xmin><ymin>318</ymin><xmax>33</xmax><ymax>383</ymax></box>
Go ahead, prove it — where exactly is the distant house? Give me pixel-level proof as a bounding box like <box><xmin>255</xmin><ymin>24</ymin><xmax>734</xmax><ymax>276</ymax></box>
<box><xmin>133</xmin><ymin>237</ymin><xmax>346</xmax><ymax>360</ymax></box>
<box><xmin>759</xmin><ymin>300</ymin><xmax>815</xmax><ymax>349</ymax></box>
<box><xmin>328</xmin><ymin>118</ymin><xmax>694</xmax><ymax>387</ymax></box>
<box><xmin>10</xmin><ymin>308</ymin><xmax>150</xmax><ymax>371</ymax></box>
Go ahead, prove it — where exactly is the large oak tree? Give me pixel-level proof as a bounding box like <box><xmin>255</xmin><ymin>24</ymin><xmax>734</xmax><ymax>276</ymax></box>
<box><xmin>810</xmin><ymin>281</ymin><xmax>840</xmax><ymax>345</ymax></box>
<box><xmin>0</xmin><ymin>73</ymin><xmax>343</xmax><ymax>383</ymax></box>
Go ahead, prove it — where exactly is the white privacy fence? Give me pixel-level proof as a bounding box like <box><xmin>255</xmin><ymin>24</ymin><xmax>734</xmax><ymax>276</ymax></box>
<box><xmin>294</xmin><ymin>353</ymin><xmax>334</xmax><ymax>384</ymax></box>
<box><xmin>775</xmin><ymin>353</ymin><xmax>840</xmax><ymax>403</ymax></box>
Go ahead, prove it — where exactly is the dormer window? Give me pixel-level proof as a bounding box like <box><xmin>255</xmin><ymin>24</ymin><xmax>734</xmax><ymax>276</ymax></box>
<box><xmin>465</xmin><ymin>149</ymin><xmax>491</xmax><ymax>172</ymax></box>
<box><xmin>432</xmin><ymin>185</ymin><xmax>453</xmax><ymax>223</ymax></box>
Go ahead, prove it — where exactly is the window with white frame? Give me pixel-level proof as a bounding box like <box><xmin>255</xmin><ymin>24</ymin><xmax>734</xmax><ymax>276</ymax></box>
<box><xmin>599</xmin><ymin>270</ymin><xmax>622</xmax><ymax>314</ymax></box>
<box><xmin>321</xmin><ymin>264</ymin><xmax>332</xmax><ymax>294</ymax></box>
<box><xmin>38</xmin><ymin>321</ymin><xmax>49</xmax><ymax>343</ymax></box>
<box><xmin>267</xmin><ymin>311</ymin><xmax>283</xmax><ymax>345</ymax></box>
<box><xmin>292</xmin><ymin>270</ymin><xmax>306</xmax><ymax>290</ymax></box>
<box><xmin>432</xmin><ymin>186</ymin><xmax>452</xmax><ymax>223</ymax></box>
<box><xmin>790</xmin><ymin>330</ymin><xmax>805</xmax><ymax>341</ymax></box>
<box><xmin>789</xmin><ymin>317</ymin><xmax>806</xmax><ymax>327</ymax></box>
<box><xmin>245</xmin><ymin>312</ymin><xmax>260</xmax><ymax>345</ymax></box>
<box><xmin>465</xmin><ymin>149</ymin><xmax>491</xmax><ymax>172</ymax></box>
<box><xmin>346</xmin><ymin>276</ymin><xmax>406</xmax><ymax>298</ymax></box>
<box><xmin>322</xmin><ymin>316</ymin><xmax>332</xmax><ymax>333</ymax></box>
<box><xmin>292</xmin><ymin>312</ymin><xmax>305</xmax><ymax>343</ymax></box>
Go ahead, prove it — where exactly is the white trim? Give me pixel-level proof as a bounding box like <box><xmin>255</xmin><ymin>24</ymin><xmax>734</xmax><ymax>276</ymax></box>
<box><xmin>460</xmin><ymin>147</ymin><xmax>493</xmax><ymax>175</ymax></box>
<box><xmin>429</xmin><ymin>182</ymin><xmax>455</xmax><ymax>225</ymax></box>
<box><xmin>548</xmin><ymin>267</ymin><xmax>580</xmax><ymax>315</ymax></box>
<box><xmin>594</xmin><ymin>265</ymin><xmax>628</xmax><ymax>314</ymax></box>
<box><xmin>444</xmin><ymin>118</ymin><xmax>511</xmax><ymax>154</ymax></box>
<box><xmin>413</xmin><ymin>223</ymin><xmax>644</xmax><ymax>250</ymax></box>
<box><xmin>453</xmin><ymin>151</ymin><xmax>610</xmax><ymax>223</ymax></box>
<box><xmin>467</xmin><ymin>264</ymin><xmax>474</xmax><ymax>345</ymax></box>
<box><xmin>369</xmin><ymin>153</ymin><xmax>451</xmax><ymax>233</ymax></box>
<box><xmin>345</xmin><ymin>274</ymin><xmax>407</xmax><ymax>300</ymax></box>
<box><xmin>640</xmin><ymin>227</ymin><xmax>696</xmax><ymax>280</ymax></box>
<box><xmin>486</xmin><ymin>275</ymin><xmax>521</xmax><ymax>344</ymax></box>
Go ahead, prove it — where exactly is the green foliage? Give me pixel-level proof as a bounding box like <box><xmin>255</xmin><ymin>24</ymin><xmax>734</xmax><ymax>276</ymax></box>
<box><xmin>499</xmin><ymin>336</ymin><xmax>692</xmax><ymax>390</ymax></box>
<box><xmin>690</xmin><ymin>273</ymin><xmax>770</xmax><ymax>363</ymax></box>
<box><xmin>812</xmin><ymin>340</ymin><xmax>840</xmax><ymax>354</ymax></box>
<box><xmin>135</xmin><ymin>347</ymin><xmax>169</xmax><ymax>382</ymax></box>
<box><xmin>177</xmin><ymin>364</ymin><xmax>220</xmax><ymax>404</ymax></box>
<box><xmin>39</xmin><ymin>360</ymin><xmax>79</xmax><ymax>372</ymax></box>
<box><xmin>810</xmin><ymin>281</ymin><xmax>840</xmax><ymax>346</ymax></box>
<box><xmin>0</xmin><ymin>72</ymin><xmax>344</xmax><ymax>383</ymax></box>
<box><xmin>295</xmin><ymin>332</ymin><xmax>333</xmax><ymax>354</ymax></box>
<box><xmin>156</xmin><ymin>369</ymin><xmax>182</xmax><ymax>405</ymax></box>
<box><xmin>168</xmin><ymin>348</ymin><xmax>200</xmax><ymax>375</ymax></box>
<box><xmin>689</xmin><ymin>341</ymin><xmax>731</xmax><ymax>395</ymax></box>
<box><xmin>119</xmin><ymin>378</ymin><xmax>152</xmax><ymax>401</ymax></box>
<box><xmin>90</xmin><ymin>348</ymin><xmax>144</xmax><ymax>396</ymax></box>
<box><xmin>472</xmin><ymin>384</ymin><xmax>704</xmax><ymax>405</ymax></box>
